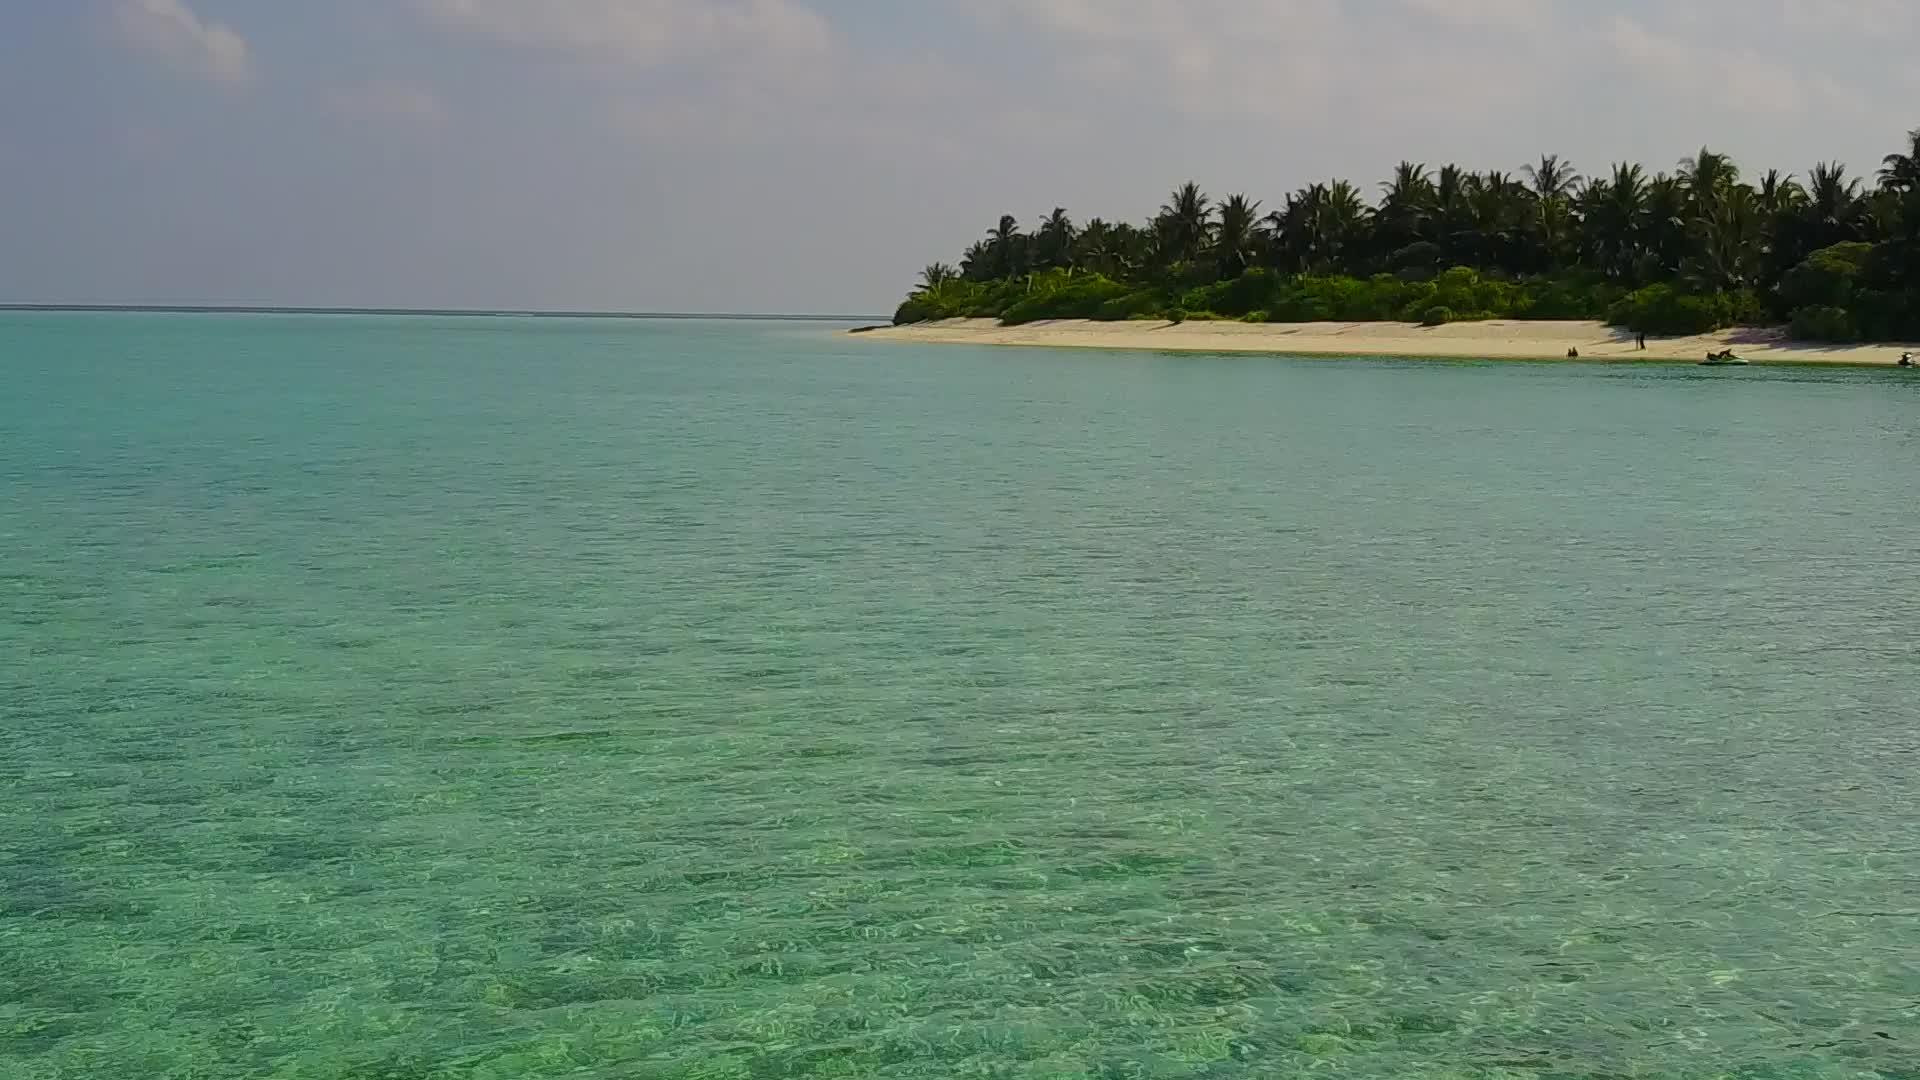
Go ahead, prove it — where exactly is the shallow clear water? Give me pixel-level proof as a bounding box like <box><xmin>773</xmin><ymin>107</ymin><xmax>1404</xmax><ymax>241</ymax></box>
<box><xmin>4</xmin><ymin>312</ymin><xmax>1920</xmax><ymax>1079</ymax></box>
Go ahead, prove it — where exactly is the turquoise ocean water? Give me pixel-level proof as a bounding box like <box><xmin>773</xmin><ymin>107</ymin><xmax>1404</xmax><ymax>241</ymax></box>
<box><xmin>4</xmin><ymin>312</ymin><xmax>1920</xmax><ymax>1079</ymax></box>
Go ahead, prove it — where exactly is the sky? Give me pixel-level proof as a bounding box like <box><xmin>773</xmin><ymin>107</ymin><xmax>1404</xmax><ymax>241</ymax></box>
<box><xmin>3</xmin><ymin>0</ymin><xmax>1919</xmax><ymax>314</ymax></box>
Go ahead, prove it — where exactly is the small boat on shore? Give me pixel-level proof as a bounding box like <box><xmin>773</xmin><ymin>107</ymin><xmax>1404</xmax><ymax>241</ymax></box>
<box><xmin>1700</xmin><ymin>351</ymin><xmax>1748</xmax><ymax>366</ymax></box>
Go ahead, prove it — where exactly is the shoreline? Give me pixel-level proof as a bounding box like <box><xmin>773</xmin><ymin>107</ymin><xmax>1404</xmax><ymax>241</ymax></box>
<box><xmin>856</xmin><ymin>318</ymin><xmax>1920</xmax><ymax>367</ymax></box>
<box><xmin>0</xmin><ymin>305</ymin><xmax>883</xmax><ymax>322</ymax></box>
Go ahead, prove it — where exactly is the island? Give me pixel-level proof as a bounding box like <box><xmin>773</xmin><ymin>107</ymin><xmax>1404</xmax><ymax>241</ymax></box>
<box><xmin>865</xmin><ymin>132</ymin><xmax>1920</xmax><ymax>364</ymax></box>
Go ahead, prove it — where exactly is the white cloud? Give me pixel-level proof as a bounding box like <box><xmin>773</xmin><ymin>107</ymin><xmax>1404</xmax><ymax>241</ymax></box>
<box><xmin>1604</xmin><ymin>14</ymin><xmax>1863</xmax><ymax>119</ymax></box>
<box><xmin>977</xmin><ymin>0</ymin><xmax>1350</xmax><ymax>109</ymax></box>
<box><xmin>419</xmin><ymin>0</ymin><xmax>832</xmax><ymax>68</ymax></box>
<box><xmin>115</xmin><ymin>0</ymin><xmax>252</xmax><ymax>86</ymax></box>
<box><xmin>1779</xmin><ymin>0</ymin><xmax>1913</xmax><ymax>34</ymax></box>
<box><xmin>328</xmin><ymin>82</ymin><xmax>447</xmax><ymax>128</ymax></box>
<box><xmin>1398</xmin><ymin>0</ymin><xmax>1545</xmax><ymax>30</ymax></box>
<box><xmin>974</xmin><ymin>0</ymin><xmax>1532</xmax><ymax>125</ymax></box>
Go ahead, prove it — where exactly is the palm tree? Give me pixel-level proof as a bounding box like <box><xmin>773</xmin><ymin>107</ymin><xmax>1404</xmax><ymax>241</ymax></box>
<box><xmin>1678</xmin><ymin>147</ymin><xmax>1740</xmax><ymax>210</ymax></box>
<box><xmin>919</xmin><ymin>263</ymin><xmax>959</xmax><ymax>290</ymax></box>
<box><xmin>1521</xmin><ymin>155</ymin><xmax>1582</xmax><ymax>271</ymax></box>
<box><xmin>1643</xmin><ymin>174</ymin><xmax>1690</xmax><ymax>278</ymax></box>
<box><xmin>1756</xmin><ymin>170</ymin><xmax>1807</xmax><ymax>217</ymax></box>
<box><xmin>985</xmin><ymin>214</ymin><xmax>1028</xmax><ymax>279</ymax></box>
<box><xmin>906</xmin><ymin>125</ymin><xmax>1920</xmax><ymax>335</ymax></box>
<box><xmin>1689</xmin><ymin>184</ymin><xmax>1762</xmax><ymax>291</ymax></box>
<box><xmin>1323</xmin><ymin>182</ymin><xmax>1369</xmax><ymax>225</ymax></box>
<box><xmin>959</xmin><ymin>240</ymin><xmax>993</xmax><ymax>282</ymax></box>
<box><xmin>1157</xmin><ymin>182</ymin><xmax>1213</xmax><ymax>264</ymax></box>
<box><xmin>1578</xmin><ymin>163</ymin><xmax>1647</xmax><ymax>281</ymax></box>
<box><xmin>1277</xmin><ymin>181</ymin><xmax>1370</xmax><ymax>273</ymax></box>
<box><xmin>1262</xmin><ymin>202</ymin><xmax>1304</xmax><ymax>273</ymax></box>
<box><xmin>1213</xmin><ymin>194</ymin><xmax>1264</xmax><ymax>277</ymax></box>
<box><xmin>1767</xmin><ymin>163</ymin><xmax>1863</xmax><ymax>277</ymax></box>
<box><xmin>1427</xmin><ymin>165</ymin><xmax>1479</xmax><ymax>265</ymax></box>
<box><xmin>1034</xmin><ymin>208</ymin><xmax>1077</xmax><ymax>271</ymax></box>
<box><xmin>1465</xmin><ymin>171</ymin><xmax>1534</xmax><ymax>273</ymax></box>
<box><xmin>1755</xmin><ymin>171</ymin><xmax>1808</xmax><ymax>285</ymax></box>
<box><xmin>1270</xmin><ymin>186</ymin><xmax>1321</xmax><ymax>272</ymax></box>
<box><xmin>1804</xmin><ymin>162</ymin><xmax>1864</xmax><ymax>244</ymax></box>
<box><xmin>1377</xmin><ymin>161</ymin><xmax>1435</xmax><ymax>259</ymax></box>
<box><xmin>1107</xmin><ymin>222</ymin><xmax>1150</xmax><ymax>277</ymax></box>
<box><xmin>1879</xmin><ymin>127</ymin><xmax>1920</xmax><ymax>192</ymax></box>
<box><xmin>1383</xmin><ymin>161</ymin><xmax>1435</xmax><ymax>202</ymax></box>
<box><xmin>1523</xmin><ymin>154</ymin><xmax>1582</xmax><ymax>202</ymax></box>
<box><xmin>1075</xmin><ymin>218</ymin><xmax>1118</xmax><ymax>277</ymax></box>
<box><xmin>1863</xmin><ymin>188</ymin><xmax>1905</xmax><ymax>242</ymax></box>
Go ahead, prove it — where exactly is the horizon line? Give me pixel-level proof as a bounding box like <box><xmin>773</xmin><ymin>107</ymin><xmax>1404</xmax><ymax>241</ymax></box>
<box><xmin>0</xmin><ymin>303</ymin><xmax>887</xmax><ymax>322</ymax></box>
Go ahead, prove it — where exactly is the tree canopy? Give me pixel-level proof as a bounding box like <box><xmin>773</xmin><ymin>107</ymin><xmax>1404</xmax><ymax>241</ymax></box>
<box><xmin>897</xmin><ymin>128</ymin><xmax>1920</xmax><ymax>342</ymax></box>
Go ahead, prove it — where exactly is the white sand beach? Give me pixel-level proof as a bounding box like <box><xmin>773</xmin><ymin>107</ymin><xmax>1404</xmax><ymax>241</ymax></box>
<box><xmin>858</xmin><ymin>319</ymin><xmax>1920</xmax><ymax>366</ymax></box>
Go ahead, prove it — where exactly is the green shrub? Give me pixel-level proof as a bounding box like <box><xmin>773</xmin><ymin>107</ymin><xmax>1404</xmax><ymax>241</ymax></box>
<box><xmin>1184</xmin><ymin>268</ymin><xmax>1284</xmax><ymax>317</ymax></box>
<box><xmin>1650</xmin><ymin>296</ymin><xmax>1727</xmax><ymax>335</ymax></box>
<box><xmin>1779</xmin><ymin>242</ymin><xmax>1873</xmax><ymax>311</ymax></box>
<box><xmin>905</xmin><ymin>269</ymin><xmax>1772</xmax><ymax>334</ymax></box>
<box><xmin>1392</xmin><ymin>282</ymin><xmax>1438</xmax><ymax>320</ymax></box>
<box><xmin>1390</xmin><ymin>242</ymin><xmax>1444</xmax><ymax>276</ymax></box>
<box><xmin>1420</xmin><ymin>305</ymin><xmax>1455</xmax><ymax>327</ymax></box>
<box><xmin>1268</xmin><ymin>291</ymin><xmax>1335</xmax><ymax>322</ymax></box>
<box><xmin>1522</xmin><ymin>282</ymin><xmax>1591</xmax><ymax>319</ymax></box>
<box><xmin>1724</xmin><ymin>289</ymin><xmax>1767</xmax><ymax>326</ymax></box>
<box><xmin>894</xmin><ymin>297</ymin><xmax>934</xmax><ymax>325</ymax></box>
<box><xmin>1609</xmin><ymin>285</ymin><xmax>1731</xmax><ymax>335</ymax></box>
<box><xmin>1789</xmin><ymin>305</ymin><xmax>1858</xmax><ymax>342</ymax></box>
<box><xmin>996</xmin><ymin>299</ymin><xmax>1048</xmax><ymax>325</ymax></box>
<box><xmin>998</xmin><ymin>275</ymin><xmax>1133</xmax><ymax>325</ymax></box>
<box><xmin>1849</xmin><ymin>287</ymin><xmax>1920</xmax><ymax>339</ymax></box>
<box><xmin>1096</xmin><ymin>290</ymin><xmax>1164</xmax><ymax>321</ymax></box>
<box><xmin>1167</xmin><ymin>307</ymin><xmax>1189</xmax><ymax>325</ymax></box>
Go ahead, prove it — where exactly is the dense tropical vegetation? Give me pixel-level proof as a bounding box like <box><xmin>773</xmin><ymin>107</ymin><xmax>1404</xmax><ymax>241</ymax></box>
<box><xmin>896</xmin><ymin>131</ymin><xmax>1920</xmax><ymax>341</ymax></box>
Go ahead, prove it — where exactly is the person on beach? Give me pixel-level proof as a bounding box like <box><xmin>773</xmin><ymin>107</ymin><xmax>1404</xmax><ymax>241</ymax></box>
<box><xmin>1902</xmin><ymin>352</ymin><xmax>1914</xmax><ymax>366</ymax></box>
<box><xmin>1637</xmin><ymin>332</ymin><xmax>1646</xmax><ymax>350</ymax></box>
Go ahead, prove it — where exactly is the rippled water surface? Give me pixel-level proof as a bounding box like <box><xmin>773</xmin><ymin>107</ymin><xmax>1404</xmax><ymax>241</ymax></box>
<box><xmin>5</xmin><ymin>312</ymin><xmax>1920</xmax><ymax>1079</ymax></box>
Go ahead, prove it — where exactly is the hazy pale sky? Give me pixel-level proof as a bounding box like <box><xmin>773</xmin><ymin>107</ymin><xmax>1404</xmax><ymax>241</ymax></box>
<box><xmin>4</xmin><ymin>1</ymin><xmax>1918</xmax><ymax>313</ymax></box>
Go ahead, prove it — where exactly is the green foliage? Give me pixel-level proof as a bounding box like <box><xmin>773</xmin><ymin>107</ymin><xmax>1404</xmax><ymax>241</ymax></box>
<box><xmin>1773</xmin><ymin>241</ymin><xmax>1920</xmax><ymax>340</ymax></box>
<box><xmin>1097</xmin><ymin>290</ymin><xmax>1163</xmax><ymax>321</ymax></box>
<box><xmin>1179</xmin><ymin>268</ymin><xmax>1283</xmax><ymax>317</ymax></box>
<box><xmin>1778</xmin><ymin>242</ymin><xmax>1873</xmax><ymax>311</ymax></box>
<box><xmin>894</xmin><ymin>298</ymin><xmax>933</xmax><ymax>326</ymax></box>
<box><xmin>1420</xmin><ymin>306</ymin><xmax>1455</xmax><ymax>326</ymax></box>
<box><xmin>1389</xmin><ymin>241</ymin><xmax>1444</xmax><ymax>275</ymax></box>
<box><xmin>1789</xmin><ymin>304</ymin><xmax>1859</xmax><ymax>341</ymax></box>
<box><xmin>1523</xmin><ymin>276</ymin><xmax>1624</xmax><ymax>319</ymax></box>
<box><xmin>904</xmin><ymin>129</ymin><xmax>1920</xmax><ymax>348</ymax></box>
<box><xmin>998</xmin><ymin>273</ymin><xmax>1134</xmax><ymax>325</ymax></box>
<box><xmin>1724</xmin><ymin>288</ymin><xmax>1768</xmax><ymax>325</ymax></box>
<box><xmin>1848</xmin><ymin>286</ymin><xmax>1920</xmax><ymax>339</ymax></box>
<box><xmin>1607</xmin><ymin>284</ymin><xmax>1737</xmax><ymax>335</ymax></box>
<box><xmin>1268</xmin><ymin>289</ymin><xmax>1336</xmax><ymax>322</ymax></box>
<box><xmin>901</xmin><ymin>269</ymin><xmax>1757</xmax><ymax>336</ymax></box>
<box><xmin>893</xmin><ymin>278</ymin><xmax>996</xmax><ymax>324</ymax></box>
